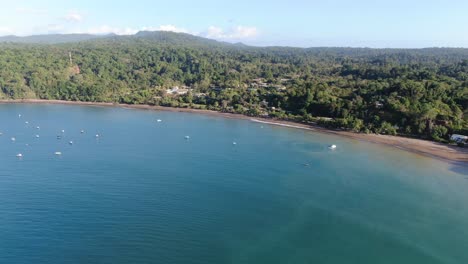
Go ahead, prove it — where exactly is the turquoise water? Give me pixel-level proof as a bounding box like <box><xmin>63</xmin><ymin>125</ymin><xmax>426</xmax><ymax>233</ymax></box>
<box><xmin>0</xmin><ymin>104</ymin><xmax>467</xmax><ymax>264</ymax></box>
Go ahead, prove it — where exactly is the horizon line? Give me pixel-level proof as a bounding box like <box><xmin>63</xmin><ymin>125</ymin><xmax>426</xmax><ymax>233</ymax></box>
<box><xmin>1</xmin><ymin>31</ymin><xmax>468</xmax><ymax>50</ymax></box>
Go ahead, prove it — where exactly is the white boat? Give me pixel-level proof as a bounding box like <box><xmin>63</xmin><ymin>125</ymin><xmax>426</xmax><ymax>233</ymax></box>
<box><xmin>185</xmin><ymin>136</ymin><xmax>190</xmax><ymax>139</ymax></box>
<box><xmin>232</xmin><ymin>142</ymin><xmax>237</xmax><ymax>145</ymax></box>
<box><xmin>11</xmin><ymin>137</ymin><xmax>16</xmax><ymax>141</ymax></box>
<box><xmin>16</xmin><ymin>153</ymin><xmax>23</xmax><ymax>157</ymax></box>
<box><xmin>25</xmin><ymin>121</ymin><xmax>29</xmax><ymax>124</ymax></box>
<box><xmin>54</xmin><ymin>152</ymin><xmax>62</xmax><ymax>155</ymax></box>
<box><xmin>61</xmin><ymin>130</ymin><xmax>65</xmax><ymax>133</ymax></box>
<box><xmin>36</xmin><ymin>126</ymin><xmax>40</xmax><ymax>129</ymax></box>
<box><xmin>69</xmin><ymin>141</ymin><xmax>73</xmax><ymax>145</ymax></box>
<box><xmin>95</xmin><ymin>134</ymin><xmax>100</xmax><ymax>138</ymax></box>
<box><xmin>328</xmin><ymin>144</ymin><xmax>337</xmax><ymax>150</ymax></box>
<box><xmin>18</xmin><ymin>114</ymin><xmax>21</xmax><ymax>118</ymax></box>
<box><xmin>35</xmin><ymin>135</ymin><xmax>40</xmax><ymax>138</ymax></box>
<box><xmin>0</xmin><ymin>132</ymin><xmax>3</xmax><ymax>136</ymax></box>
<box><xmin>80</xmin><ymin>130</ymin><xmax>85</xmax><ymax>134</ymax></box>
<box><xmin>157</xmin><ymin>119</ymin><xmax>162</xmax><ymax>122</ymax></box>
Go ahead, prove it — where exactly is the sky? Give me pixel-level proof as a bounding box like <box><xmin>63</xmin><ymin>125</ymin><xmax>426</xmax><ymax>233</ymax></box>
<box><xmin>0</xmin><ymin>0</ymin><xmax>467</xmax><ymax>48</ymax></box>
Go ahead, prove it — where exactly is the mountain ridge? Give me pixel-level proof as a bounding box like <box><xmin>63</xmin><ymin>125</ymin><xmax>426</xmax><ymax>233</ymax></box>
<box><xmin>0</xmin><ymin>31</ymin><xmax>244</xmax><ymax>47</ymax></box>
<box><xmin>1</xmin><ymin>31</ymin><xmax>468</xmax><ymax>51</ymax></box>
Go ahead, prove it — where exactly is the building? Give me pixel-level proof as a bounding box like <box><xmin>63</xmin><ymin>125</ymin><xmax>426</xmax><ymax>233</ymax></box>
<box><xmin>166</xmin><ymin>86</ymin><xmax>191</xmax><ymax>95</ymax></box>
<box><xmin>450</xmin><ymin>134</ymin><xmax>468</xmax><ymax>143</ymax></box>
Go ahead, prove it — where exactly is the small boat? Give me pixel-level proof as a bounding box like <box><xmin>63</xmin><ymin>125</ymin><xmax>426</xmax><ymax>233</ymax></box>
<box><xmin>11</xmin><ymin>137</ymin><xmax>16</xmax><ymax>141</ymax></box>
<box><xmin>54</xmin><ymin>152</ymin><xmax>62</xmax><ymax>155</ymax></box>
<box><xmin>25</xmin><ymin>121</ymin><xmax>29</xmax><ymax>124</ymax></box>
<box><xmin>57</xmin><ymin>135</ymin><xmax>62</xmax><ymax>139</ymax></box>
<box><xmin>95</xmin><ymin>134</ymin><xmax>100</xmax><ymax>138</ymax></box>
<box><xmin>35</xmin><ymin>135</ymin><xmax>40</xmax><ymax>138</ymax></box>
<box><xmin>18</xmin><ymin>114</ymin><xmax>21</xmax><ymax>118</ymax></box>
<box><xmin>185</xmin><ymin>136</ymin><xmax>190</xmax><ymax>139</ymax></box>
<box><xmin>16</xmin><ymin>153</ymin><xmax>23</xmax><ymax>157</ymax></box>
<box><xmin>80</xmin><ymin>130</ymin><xmax>85</xmax><ymax>134</ymax></box>
<box><xmin>61</xmin><ymin>130</ymin><xmax>65</xmax><ymax>133</ymax></box>
<box><xmin>0</xmin><ymin>132</ymin><xmax>3</xmax><ymax>136</ymax></box>
<box><xmin>328</xmin><ymin>144</ymin><xmax>337</xmax><ymax>150</ymax></box>
<box><xmin>36</xmin><ymin>126</ymin><xmax>40</xmax><ymax>129</ymax></box>
<box><xmin>69</xmin><ymin>141</ymin><xmax>73</xmax><ymax>145</ymax></box>
<box><xmin>232</xmin><ymin>142</ymin><xmax>237</xmax><ymax>145</ymax></box>
<box><xmin>157</xmin><ymin>119</ymin><xmax>162</xmax><ymax>122</ymax></box>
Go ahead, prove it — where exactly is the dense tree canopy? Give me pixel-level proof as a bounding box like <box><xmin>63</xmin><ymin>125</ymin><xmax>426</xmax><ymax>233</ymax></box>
<box><xmin>0</xmin><ymin>31</ymin><xmax>467</xmax><ymax>141</ymax></box>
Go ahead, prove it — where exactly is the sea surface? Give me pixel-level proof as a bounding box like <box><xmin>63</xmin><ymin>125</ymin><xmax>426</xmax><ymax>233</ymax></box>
<box><xmin>0</xmin><ymin>103</ymin><xmax>467</xmax><ymax>264</ymax></box>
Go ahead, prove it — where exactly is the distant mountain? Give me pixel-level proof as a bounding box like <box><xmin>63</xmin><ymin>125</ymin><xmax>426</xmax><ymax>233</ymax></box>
<box><xmin>0</xmin><ymin>33</ymin><xmax>114</xmax><ymax>44</ymax></box>
<box><xmin>0</xmin><ymin>31</ymin><xmax>251</xmax><ymax>48</ymax></box>
<box><xmin>107</xmin><ymin>31</ymin><xmax>250</xmax><ymax>50</ymax></box>
<box><xmin>133</xmin><ymin>31</ymin><xmax>228</xmax><ymax>45</ymax></box>
<box><xmin>0</xmin><ymin>31</ymin><xmax>467</xmax><ymax>56</ymax></box>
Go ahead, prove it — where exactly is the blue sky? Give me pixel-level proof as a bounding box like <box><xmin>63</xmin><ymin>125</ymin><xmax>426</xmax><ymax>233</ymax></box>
<box><xmin>1</xmin><ymin>0</ymin><xmax>467</xmax><ymax>48</ymax></box>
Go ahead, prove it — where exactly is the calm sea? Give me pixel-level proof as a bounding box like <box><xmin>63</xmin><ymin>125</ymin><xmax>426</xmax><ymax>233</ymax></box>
<box><xmin>0</xmin><ymin>104</ymin><xmax>467</xmax><ymax>264</ymax></box>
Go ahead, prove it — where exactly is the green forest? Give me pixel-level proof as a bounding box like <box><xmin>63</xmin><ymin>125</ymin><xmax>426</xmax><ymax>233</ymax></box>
<box><xmin>0</xmin><ymin>31</ymin><xmax>467</xmax><ymax>142</ymax></box>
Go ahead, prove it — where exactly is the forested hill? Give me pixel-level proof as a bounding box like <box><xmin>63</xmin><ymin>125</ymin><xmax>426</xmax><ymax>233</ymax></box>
<box><xmin>0</xmin><ymin>31</ymin><xmax>241</xmax><ymax>46</ymax></box>
<box><xmin>0</xmin><ymin>31</ymin><xmax>467</xmax><ymax>141</ymax></box>
<box><xmin>0</xmin><ymin>33</ymin><xmax>110</xmax><ymax>44</ymax></box>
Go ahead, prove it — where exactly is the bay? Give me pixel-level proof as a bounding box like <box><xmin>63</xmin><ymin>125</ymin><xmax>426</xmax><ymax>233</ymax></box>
<box><xmin>0</xmin><ymin>104</ymin><xmax>467</xmax><ymax>264</ymax></box>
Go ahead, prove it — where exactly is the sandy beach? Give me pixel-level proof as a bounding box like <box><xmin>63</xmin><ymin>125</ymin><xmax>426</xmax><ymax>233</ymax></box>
<box><xmin>1</xmin><ymin>99</ymin><xmax>467</xmax><ymax>163</ymax></box>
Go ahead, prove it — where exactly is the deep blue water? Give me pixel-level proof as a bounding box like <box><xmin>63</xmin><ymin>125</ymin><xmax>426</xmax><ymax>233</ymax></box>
<box><xmin>0</xmin><ymin>103</ymin><xmax>467</xmax><ymax>264</ymax></box>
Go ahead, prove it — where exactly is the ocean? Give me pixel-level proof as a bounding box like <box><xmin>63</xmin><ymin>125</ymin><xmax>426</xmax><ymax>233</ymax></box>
<box><xmin>0</xmin><ymin>103</ymin><xmax>467</xmax><ymax>264</ymax></box>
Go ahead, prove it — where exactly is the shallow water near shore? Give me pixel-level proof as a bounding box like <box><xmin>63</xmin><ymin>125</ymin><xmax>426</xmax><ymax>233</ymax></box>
<box><xmin>0</xmin><ymin>104</ymin><xmax>467</xmax><ymax>264</ymax></box>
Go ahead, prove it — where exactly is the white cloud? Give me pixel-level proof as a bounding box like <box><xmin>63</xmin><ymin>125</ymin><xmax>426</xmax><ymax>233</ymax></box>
<box><xmin>205</xmin><ymin>26</ymin><xmax>223</xmax><ymax>38</ymax></box>
<box><xmin>86</xmin><ymin>25</ymin><xmax>137</xmax><ymax>35</ymax></box>
<box><xmin>83</xmin><ymin>24</ymin><xmax>257</xmax><ymax>41</ymax></box>
<box><xmin>0</xmin><ymin>27</ymin><xmax>13</xmax><ymax>35</ymax></box>
<box><xmin>152</xmin><ymin>25</ymin><xmax>188</xmax><ymax>33</ymax></box>
<box><xmin>64</xmin><ymin>12</ymin><xmax>83</xmax><ymax>23</ymax></box>
<box><xmin>16</xmin><ymin>7</ymin><xmax>47</xmax><ymax>15</ymax></box>
<box><xmin>0</xmin><ymin>22</ymin><xmax>258</xmax><ymax>42</ymax></box>
<box><xmin>84</xmin><ymin>25</ymin><xmax>188</xmax><ymax>35</ymax></box>
<box><xmin>46</xmin><ymin>24</ymin><xmax>66</xmax><ymax>33</ymax></box>
<box><xmin>231</xmin><ymin>26</ymin><xmax>258</xmax><ymax>38</ymax></box>
<box><xmin>203</xmin><ymin>26</ymin><xmax>258</xmax><ymax>40</ymax></box>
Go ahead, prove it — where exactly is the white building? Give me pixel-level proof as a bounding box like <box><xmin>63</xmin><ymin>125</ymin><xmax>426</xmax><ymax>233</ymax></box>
<box><xmin>166</xmin><ymin>86</ymin><xmax>190</xmax><ymax>95</ymax></box>
<box><xmin>450</xmin><ymin>134</ymin><xmax>468</xmax><ymax>143</ymax></box>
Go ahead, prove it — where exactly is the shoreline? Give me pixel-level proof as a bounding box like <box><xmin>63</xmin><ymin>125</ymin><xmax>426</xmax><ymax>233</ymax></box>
<box><xmin>1</xmin><ymin>99</ymin><xmax>467</xmax><ymax>163</ymax></box>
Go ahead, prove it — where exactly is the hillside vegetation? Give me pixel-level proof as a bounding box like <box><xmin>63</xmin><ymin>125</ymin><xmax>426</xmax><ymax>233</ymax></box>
<box><xmin>0</xmin><ymin>31</ymin><xmax>467</xmax><ymax>141</ymax></box>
